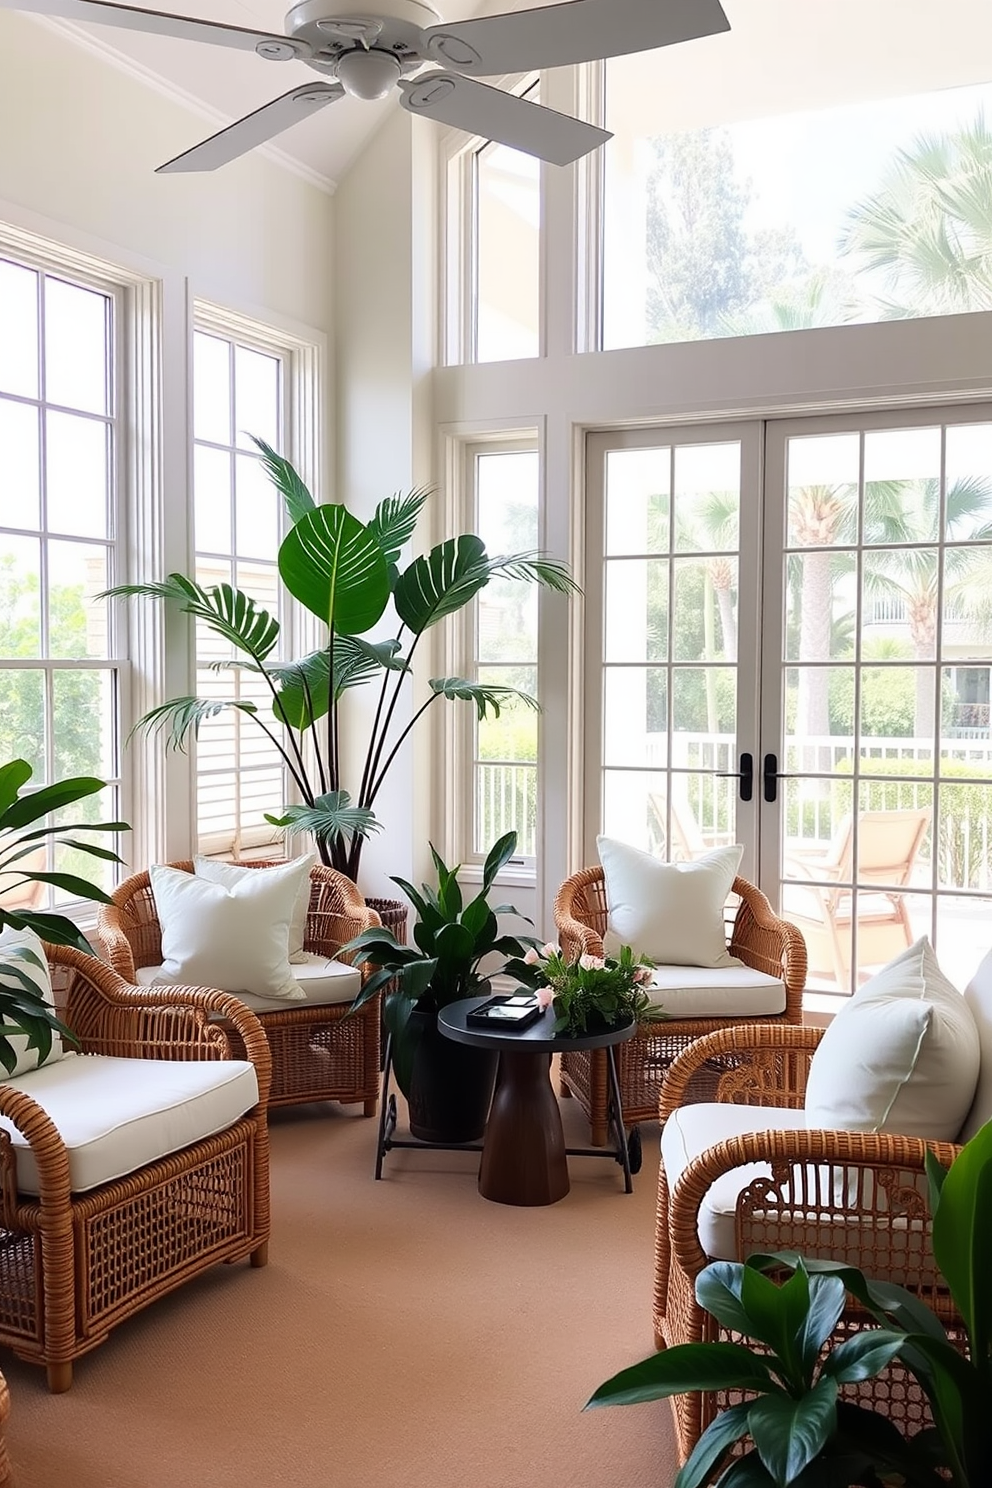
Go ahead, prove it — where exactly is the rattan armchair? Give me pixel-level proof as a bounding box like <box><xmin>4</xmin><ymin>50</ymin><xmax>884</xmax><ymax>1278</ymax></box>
<box><xmin>553</xmin><ymin>868</ymin><xmax>807</xmax><ymax>1144</ymax></box>
<box><xmin>98</xmin><ymin>860</ymin><xmax>382</xmax><ymax>1114</ymax></box>
<box><xmin>0</xmin><ymin>944</ymin><xmax>271</xmax><ymax>1392</ymax></box>
<box><xmin>654</xmin><ymin>1023</ymin><xmax>962</xmax><ymax>1463</ymax></box>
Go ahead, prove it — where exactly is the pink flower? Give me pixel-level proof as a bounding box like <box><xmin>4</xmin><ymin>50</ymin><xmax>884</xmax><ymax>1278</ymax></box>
<box><xmin>633</xmin><ymin>966</ymin><xmax>654</xmax><ymax>985</ymax></box>
<box><xmin>541</xmin><ymin>942</ymin><xmax>559</xmax><ymax>959</ymax></box>
<box><xmin>579</xmin><ymin>953</ymin><xmax>605</xmax><ymax>971</ymax></box>
<box><xmin>523</xmin><ymin>947</ymin><xmax>541</xmax><ymax>966</ymax></box>
<box><xmin>536</xmin><ymin>987</ymin><xmax>554</xmax><ymax>1010</ymax></box>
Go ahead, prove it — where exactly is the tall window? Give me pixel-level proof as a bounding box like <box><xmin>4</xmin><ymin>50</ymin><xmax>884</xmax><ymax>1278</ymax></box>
<box><xmin>192</xmin><ymin>328</ymin><xmax>288</xmax><ymax>859</ymax></box>
<box><xmin>0</xmin><ymin>254</ymin><xmax>122</xmax><ymax>898</ymax></box>
<box><xmin>603</xmin><ymin>69</ymin><xmax>992</xmax><ymax>351</ymax></box>
<box><xmin>447</xmin><ymin>81</ymin><xmax>541</xmax><ymax>365</ymax></box>
<box><xmin>471</xmin><ymin>447</ymin><xmax>540</xmax><ymax>862</ymax></box>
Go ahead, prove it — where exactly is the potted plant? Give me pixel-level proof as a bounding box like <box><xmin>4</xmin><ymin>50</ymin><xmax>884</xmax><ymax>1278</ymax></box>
<box><xmin>0</xmin><ymin>757</ymin><xmax>128</xmax><ymax>1074</ymax></box>
<box><xmin>341</xmin><ymin>829</ymin><xmax>540</xmax><ymax>1143</ymax></box>
<box><xmin>585</xmin><ymin>1120</ymin><xmax>992</xmax><ymax>1488</ymax></box>
<box><xmin>505</xmin><ymin>941</ymin><xmax>663</xmax><ymax>1036</ymax></box>
<box><xmin>102</xmin><ymin>442</ymin><xmax>577</xmax><ymax>910</ymax></box>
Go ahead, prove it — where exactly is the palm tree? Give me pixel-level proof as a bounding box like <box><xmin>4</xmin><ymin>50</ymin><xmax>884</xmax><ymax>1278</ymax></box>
<box><xmin>841</xmin><ymin>114</ymin><xmax>992</xmax><ymax>318</ymax></box>
<box><xmin>863</xmin><ymin>475</ymin><xmax>992</xmax><ymax>736</ymax></box>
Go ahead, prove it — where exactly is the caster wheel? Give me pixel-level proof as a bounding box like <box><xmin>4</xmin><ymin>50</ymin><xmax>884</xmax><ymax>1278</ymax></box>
<box><xmin>627</xmin><ymin>1125</ymin><xmax>643</xmax><ymax>1175</ymax></box>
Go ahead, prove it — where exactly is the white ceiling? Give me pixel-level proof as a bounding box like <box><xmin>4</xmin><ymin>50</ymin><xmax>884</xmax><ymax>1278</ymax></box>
<box><xmin>29</xmin><ymin>0</ymin><xmax>992</xmax><ymax>191</ymax></box>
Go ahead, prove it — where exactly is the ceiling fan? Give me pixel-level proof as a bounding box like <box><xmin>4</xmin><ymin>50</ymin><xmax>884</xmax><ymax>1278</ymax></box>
<box><xmin>1</xmin><ymin>0</ymin><xmax>730</xmax><ymax>172</ymax></box>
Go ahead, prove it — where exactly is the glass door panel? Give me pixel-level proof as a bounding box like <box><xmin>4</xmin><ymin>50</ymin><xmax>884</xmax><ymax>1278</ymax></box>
<box><xmin>585</xmin><ymin>426</ymin><xmax>760</xmax><ymax>877</ymax></box>
<box><xmin>764</xmin><ymin>407</ymin><xmax>992</xmax><ymax>995</ymax></box>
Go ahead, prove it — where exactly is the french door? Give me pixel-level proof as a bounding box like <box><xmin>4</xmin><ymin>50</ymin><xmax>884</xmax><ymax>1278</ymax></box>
<box><xmin>586</xmin><ymin>404</ymin><xmax>992</xmax><ymax>995</ymax></box>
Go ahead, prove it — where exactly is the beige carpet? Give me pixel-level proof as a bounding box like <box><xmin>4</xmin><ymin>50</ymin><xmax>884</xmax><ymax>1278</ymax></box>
<box><xmin>2</xmin><ymin>1089</ymin><xmax>679</xmax><ymax>1488</ymax></box>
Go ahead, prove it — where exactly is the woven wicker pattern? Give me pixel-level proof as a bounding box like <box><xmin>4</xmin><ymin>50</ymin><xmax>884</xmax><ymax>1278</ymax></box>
<box><xmin>552</xmin><ymin>869</ymin><xmax>807</xmax><ymax>1143</ymax></box>
<box><xmin>653</xmin><ymin>1023</ymin><xmax>964</xmax><ymax>1463</ymax></box>
<box><xmin>97</xmin><ymin>860</ymin><xmax>383</xmax><ymax>1113</ymax></box>
<box><xmin>0</xmin><ymin>944</ymin><xmax>271</xmax><ymax>1392</ymax></box>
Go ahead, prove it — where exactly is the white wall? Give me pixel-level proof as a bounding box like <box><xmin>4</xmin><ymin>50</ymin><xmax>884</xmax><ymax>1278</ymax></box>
<box><xmin>333</xmin><ymin>107</ymin><xmax>437</xmax><ymax>899</ymax></box>
<box><xmin>0</xmin><ymin>11</ymin><xmax>334</xmax><ymax>329</ymax></box>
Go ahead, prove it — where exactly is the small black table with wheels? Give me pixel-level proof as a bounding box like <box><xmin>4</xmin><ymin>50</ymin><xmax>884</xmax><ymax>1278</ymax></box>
<box><xmin>437</xmin><ymin>999</ymin><xmax>638</xmax><ymax>1206</ymax></box>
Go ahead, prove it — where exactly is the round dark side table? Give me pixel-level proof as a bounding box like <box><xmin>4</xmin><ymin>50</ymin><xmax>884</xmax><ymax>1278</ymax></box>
<box><xmin>438</xmin><ymin>999</ymin><xmax>637</xmax><ymax>1206</ymax></box>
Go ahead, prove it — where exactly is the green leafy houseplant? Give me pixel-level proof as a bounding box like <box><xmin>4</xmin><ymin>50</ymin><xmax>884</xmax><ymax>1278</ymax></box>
<box><xmin>0</xmin><ymin>758</ymin><xmax>128</xmax><ymax>1075</ymax></box>
<box><xmin>103</xmin><ymin>441</ymin><xmax>577</xmax><ymax>882</ymax></box>
<box><xmin>586</xmin><ymin>1119</ymin><xmax>992</xmax><ymax>1488</ymax></box>
<box><xmin>341</xmin><ymin>830</ymin><xmax>540</xmax><ymax>1094</ymax></box>
<box><xmin>504</xmin><ymin>941</ymin><xmax>665</xmax><ymax>1036</ymax></box>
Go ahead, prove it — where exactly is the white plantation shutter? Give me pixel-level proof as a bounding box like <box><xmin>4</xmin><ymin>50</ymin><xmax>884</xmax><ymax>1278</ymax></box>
<box><xmin>192</xmin><ymin>329</ymin><xmax>290</xmax><ymax>860</ymax></box>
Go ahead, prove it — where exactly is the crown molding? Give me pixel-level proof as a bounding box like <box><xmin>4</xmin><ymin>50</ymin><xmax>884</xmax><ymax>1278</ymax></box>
<box><xmin>31</xmin><ymin>12</ymin><xmax>338</xmax><ymax>194</ymax></box>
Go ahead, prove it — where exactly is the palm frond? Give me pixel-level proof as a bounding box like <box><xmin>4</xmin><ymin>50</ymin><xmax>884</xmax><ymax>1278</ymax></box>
<box><xmin>264</xmin><ymin>792</ymin><xmax>381</xmax><ymax>841</ymax></box>
<box><xmin>429</xmin><ymin>678</ymin><xmax>541</xmax><ymax>722</ymax></box>
<box><xmin>103</xmin><ymin>573</ymin><xmax>280</xmax><ymax>662</ymax></box>
<box><xmin>250</xmin><ymin>435</ymin><xmax>316</xmax><ymax>523</ymax></box>
<box><xmin>130</xmin><ymin>697</ymin><xmax>259</xmax><ymax>753</ymax></box>
<box><xmin>368</xmin><ymin>487</ymin><xmax>433</xmax><ymax>568</ymax></box>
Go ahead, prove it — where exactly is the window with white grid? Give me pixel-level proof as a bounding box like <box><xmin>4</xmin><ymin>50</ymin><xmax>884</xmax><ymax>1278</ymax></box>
<box><xmin>470</xmin><ymin>445</ymin><xmax>540</xmax><ymax>865</ymax></box>
<box><xmin>0</xmin><ymin>253</ymin><xmax>123</xmax><ymax>900</ymax></box>
<box><xmin>192</xmin><ymin>328</ymin><xmax>290</xmax><ymax>859</ymax></box>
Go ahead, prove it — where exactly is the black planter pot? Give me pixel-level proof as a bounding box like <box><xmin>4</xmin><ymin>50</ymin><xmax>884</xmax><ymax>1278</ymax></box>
<box><xmin>406</xmin><ymin>1007</ymin><xmax>499</xmax><ymax>1144</ymax></box>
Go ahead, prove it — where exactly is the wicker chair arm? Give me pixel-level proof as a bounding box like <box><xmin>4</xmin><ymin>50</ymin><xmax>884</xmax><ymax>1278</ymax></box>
<box><xmin>95</xmin><ymin>901</ymin><xmax>139</xmax><ymax>979</ymax></box>
<box><xmin>729</xmin><ymin>877</ymin><xmax>808</xmax><ymax>1020</ymax></box>
<box><xmin>669</xmin><ymin>1126</ymin><xmax>961</xmax><ymax>1283</ymax></box>
<box><xmin>658</xmin><ymin>1023</ymin><xmax>824</xmax><ymax>1122</ymax></box>
<box><xmin>0</xmin><ymin>1084</ymin><xmax>72</xmax><ymax>1220</ymax></box>
<box><xmin>44</xmin><ymin>946</ymin><xmax>271</xmax><ymax>1103</ymax></box>
<box><xmin>552</xmin><ymin>866</ymin><xmax>606</xmax><ymax>961</ymax></box>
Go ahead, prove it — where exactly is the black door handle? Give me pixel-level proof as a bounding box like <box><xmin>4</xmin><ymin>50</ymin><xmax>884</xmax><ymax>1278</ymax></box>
<box><xmin>716</xmin><ymin>752</ymin><xmax>753</xmax><ymax>803</ymax></box>
<box><xmin>763</xmin><ymin>753</ymin><xmax>778</xmax><ymax>803</ymax></box>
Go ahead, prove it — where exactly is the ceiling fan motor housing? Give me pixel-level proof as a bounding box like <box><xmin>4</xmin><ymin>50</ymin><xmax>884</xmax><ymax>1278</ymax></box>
<box><xmin>285</xmin><ymin>0</ymin><xmax>441</xmax><ymax>75</ymax></box>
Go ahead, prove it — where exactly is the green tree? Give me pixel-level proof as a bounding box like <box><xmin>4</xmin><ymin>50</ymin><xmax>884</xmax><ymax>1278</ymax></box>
<box><xmin>842</xmin><ymin>114</ymin><xmax>992</xmax><ymax>318</ymax></box>
<box><xmin>644</xmin><ymin>128</ymin><xmax>809</xmax><ymax>343</ymax></box>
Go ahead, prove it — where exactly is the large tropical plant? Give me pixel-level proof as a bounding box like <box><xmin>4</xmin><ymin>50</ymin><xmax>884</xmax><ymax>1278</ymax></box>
<box><xmin>103</xmin><ymin>441</ymin><xmax>576</xmax><ymax>882</ymax></box>
<box><xmin>0</xmin><ymin>757</ymin><xmax>129</xmax><ymax>1074</ymax></box>
<box><xmin>586</xmin><ymin>1120</ymin><xmax>992</xmax><ymax>1487</ymax></box>
<box><xmin>341</xmin><ymin>830</ymin><xmax>540</xmax><ymax>1093</ymax></box>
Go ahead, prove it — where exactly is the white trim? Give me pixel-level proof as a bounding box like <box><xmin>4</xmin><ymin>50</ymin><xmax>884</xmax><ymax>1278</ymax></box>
<box><xmin>29</xmin><ymin>15</ymin><xmax>336</xmax><ymax>195</ymax></box>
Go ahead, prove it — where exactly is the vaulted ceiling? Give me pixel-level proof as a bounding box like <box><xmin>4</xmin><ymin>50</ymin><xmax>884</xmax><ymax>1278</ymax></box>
<box><xmin>21</xmin><ymin>0</ymin><xmax>992</xmax><ymax>191</ymax></box>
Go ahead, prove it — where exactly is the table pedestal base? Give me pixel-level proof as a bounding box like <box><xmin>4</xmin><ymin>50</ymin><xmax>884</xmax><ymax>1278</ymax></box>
<box><xmin>479</xmin><ymin>1051</ymin><xmax>569</xmax><ymax>1206</ymax></box>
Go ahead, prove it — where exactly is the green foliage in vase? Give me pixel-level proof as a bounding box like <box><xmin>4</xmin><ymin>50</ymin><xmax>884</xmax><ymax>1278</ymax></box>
<box><xmin>103</xmin><ymin>442</ymin><xmax>576</xmax><ymax>882</ymax></box>
<box><xmin>504</xmin><ymin>942</ymin><xmax>665</xmax><ymax>1037</ymax></box>
<box><xmin>341</xmin><ymin>831</ymin><xmax>540</xmax><ymax>1094</ymax></box>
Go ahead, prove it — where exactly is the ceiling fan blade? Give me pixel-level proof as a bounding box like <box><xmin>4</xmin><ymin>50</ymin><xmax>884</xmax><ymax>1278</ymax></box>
<box><xmin>156</xmin><ymin>83</ymin><xmax>343</xmax><ymax>173</ymax></box>
<box><xmin>422</xmin><ymin>0</ymin><xmax>730</xmax><ymax>76</ymax></box>
<box><xmin>0</xmin><ymin>0</ymin><xmax>310</xmax><ymax>57</ymax></box>
<box><xmin>398</xmin><ymin>73</ymin><xmax>610</xmax><ymax>167</ymax></box>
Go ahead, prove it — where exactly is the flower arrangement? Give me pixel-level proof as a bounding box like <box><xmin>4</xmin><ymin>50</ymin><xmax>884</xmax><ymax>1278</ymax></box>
<box><xmin>505</xmin><ymin>942</ymin><xmax>665</xmax><ymax>1037</ymax></box>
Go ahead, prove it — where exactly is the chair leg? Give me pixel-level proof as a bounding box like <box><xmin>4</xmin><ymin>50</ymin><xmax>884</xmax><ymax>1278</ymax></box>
<box><xmin>250</xmin><ymin>1241</ymin><xmax>269</xmax><ymax>1268</ymax></box>
<box><xmin>46</xmin><ymin>1361</ymin><xmax>72</xmax><ymax>1394</ymax></box>
<box><xmin>363</xmin><ymin>1096</ymin><xmax>377</xmax><ymax>1118</ymax></box>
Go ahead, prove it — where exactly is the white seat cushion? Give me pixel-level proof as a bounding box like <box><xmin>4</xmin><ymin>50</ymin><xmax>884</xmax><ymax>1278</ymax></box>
<box><xmin>960</xmin><ymin>949</ymin><xmax>992</xmax><ymax>1142</ymax></box>
<box><xmin>0</xmin><ymin>1053</ymin><xmax>258</xmax><ymax>1195</ymax></box>
<box><xmin>661</xmin><ymin>1101</ymin><xmax>806</xmax><ymax>1259</ymax></box>
<box><xmin>645</xmin><ymin>965</ymin><xmax>786</xmax><ymax>1019</ymax></box>
<box><xmin>136</xmin><ymin>954</ymin><xmax>361</xmax><ymax>1011</ymax></box>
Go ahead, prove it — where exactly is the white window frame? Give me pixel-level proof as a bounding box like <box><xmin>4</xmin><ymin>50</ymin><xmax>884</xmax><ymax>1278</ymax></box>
<box><xmin>0</xmin><ymin>222</ymin><xmax>149</xmax><ymax>900</ymax></box>
<box><xmin>191</xmin><ymin>299</ymin><xmax>323</xmax><ymax>861</ymax></box>
<box><xmin>440</xmin><ymin>428</ymin><xmax>542</xmax><ymax>882</ymax></box>
<box><xmin>441</xmin><ymin>73</ymin><xmax>543</xmax><ymax>367</ymax></box>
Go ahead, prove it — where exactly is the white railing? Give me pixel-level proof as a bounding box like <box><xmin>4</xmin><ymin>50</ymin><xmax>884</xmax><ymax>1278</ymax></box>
<box><xmin>479</xmin><ymin>732</ymin><xmax>992</xmax><ymax>890</ymax></box>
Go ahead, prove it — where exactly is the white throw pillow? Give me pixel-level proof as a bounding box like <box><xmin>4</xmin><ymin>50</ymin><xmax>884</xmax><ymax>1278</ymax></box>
<box><xmin>149</xmin><ymin>861</ymin><xmax>309</xmax><ymax>1001</ymax></box>
<box><xmin>193</xmin><ymin>854</ymin><xmax>315</xmax><ymax>964</ymax></box>
<box><xmin>597</xmin><ymin>837</ymin><xmax>744</xmax><ymax>969</ymax></box>
<box><xmin>0</xmin><ymin>924</ymin><xmax>63</xmax><ymax>1077</ymax></box>
<box><xmin>805</xmin><ymin>938</ymin><xmax>979</xmax><ymax>1141</ymax></box>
